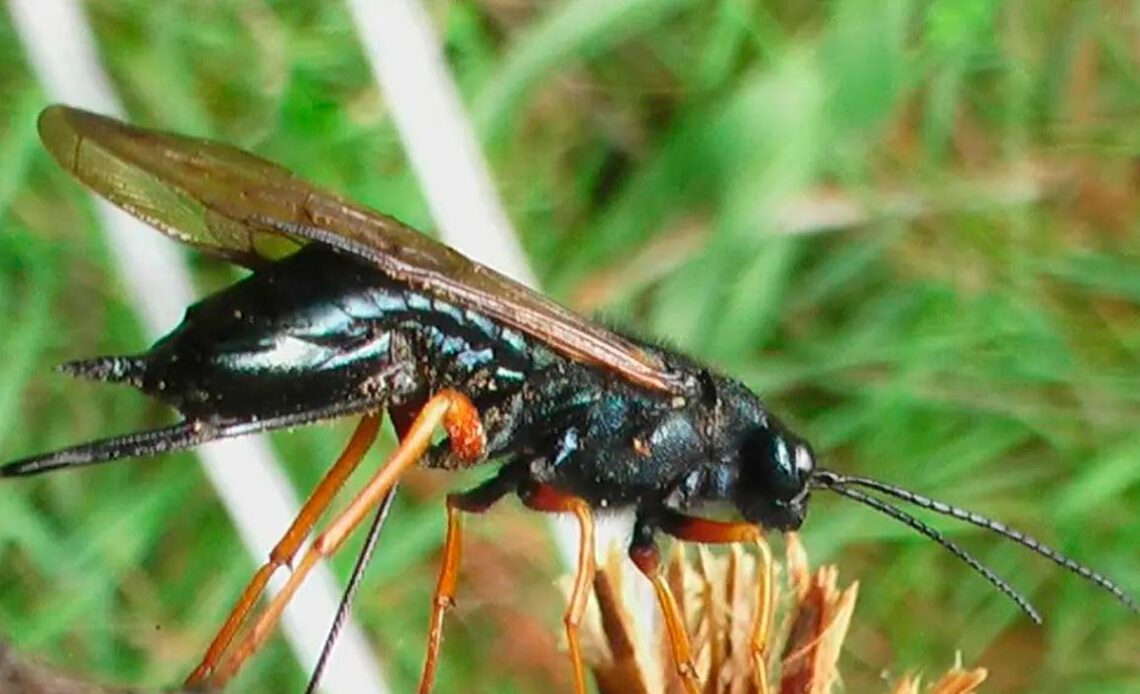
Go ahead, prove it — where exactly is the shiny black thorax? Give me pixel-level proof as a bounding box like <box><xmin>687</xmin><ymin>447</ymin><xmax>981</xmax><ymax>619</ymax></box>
<box><xmin>128</xmin><ymin>246</ymin><xmax>787</xmax><ymax>519</ymax></box>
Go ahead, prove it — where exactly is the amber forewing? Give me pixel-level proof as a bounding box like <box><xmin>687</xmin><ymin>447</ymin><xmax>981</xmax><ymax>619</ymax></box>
<box><xmin>37</xmin><ymin>105</ymin><xmax>685</xmax><ymax>394</ymax></box>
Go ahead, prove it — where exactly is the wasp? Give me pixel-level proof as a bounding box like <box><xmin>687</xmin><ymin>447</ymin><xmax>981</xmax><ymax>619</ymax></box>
<box><xmin>4</xmin><ymin>106</ymin><xmax>1135</xmax><ymax>694</ymax></box>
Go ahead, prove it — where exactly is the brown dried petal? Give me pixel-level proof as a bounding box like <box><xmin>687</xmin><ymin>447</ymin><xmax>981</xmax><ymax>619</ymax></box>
<box><xmin>888</xmin><ymin>666</ymin><xmax>988</xmax><ymax>694</ymax></box>
<box><xmin>573</xmin><ymin>532</ymin><xmax>982</xmax><ymax>694</ymax></box>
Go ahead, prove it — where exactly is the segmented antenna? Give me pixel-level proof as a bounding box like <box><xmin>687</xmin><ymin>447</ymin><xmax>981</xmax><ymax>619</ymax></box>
<box><xmin>305</xmin><ymin>483</ymin><xmax>399</xmax><ymax>694</ymax></box>
<box><xmin>814</xmin><ymin>476</ymin><xmax>1042</xmax><ymax>623</ymax></box>
<box><xmin>832</xmin><ymin>473</ymin><xmax>1138</xmax><ymax>613</ymax></box>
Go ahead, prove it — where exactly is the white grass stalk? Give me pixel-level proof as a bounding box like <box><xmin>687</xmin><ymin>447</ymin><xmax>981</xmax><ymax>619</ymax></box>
<box><xmin>8</xmin><ymin>2</ymin><xmax>388</xmax><ymax>692</ymax></box>
<box><xmin>344</xmin><ymin>0</ymin><xmax>660</xmax><ymax>682</ymax></box>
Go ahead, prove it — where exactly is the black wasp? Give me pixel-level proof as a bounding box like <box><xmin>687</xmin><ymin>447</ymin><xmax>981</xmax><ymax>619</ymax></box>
<box><xmin>4</xmin><ymin>106</ymin><xmax>1135</xmax><ymax>694</ymax></box>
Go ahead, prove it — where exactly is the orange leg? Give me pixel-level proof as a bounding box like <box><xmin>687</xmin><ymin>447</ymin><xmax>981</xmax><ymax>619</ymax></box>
<box><xmin>417</xmin><ymin>472</ymin><xmax>513</xmax><ymax>694</ymax></box>
<box><xmin>520</xmin><ymin>484</ymin><xmax>596</xmax><ymax>694</ymax></box>
<box><xmin>419</xmin><ymin>496</ymin><xmax>464</xmax><ymax>694</ymax></box>
<box><xmin>185</xmin><ymin>413</ymin><xmax>381</xmax><ymax>686</ymax></box>
<box><xmin>656</xmin><ymin>510</ymin><xmax>760</xmax><ymax>546</ymax></box>
<box><xmin>631</xmin><ymin>511</ymin><xmax>761</xmax><ymax>694</ymax></box>
<box><xmin>661</xmin><ymin>512</ymin><xmax>769</xmax><ymax>685</ymax></box>
<box><xmin>628</xmin><ymin>518</ymin><xmax>699</xmax><ymax>694</ymax></box>
<box><xmin>208</xmin><ymin>389</ymin><xmax>484</xmax><ymax>688</ymax></box>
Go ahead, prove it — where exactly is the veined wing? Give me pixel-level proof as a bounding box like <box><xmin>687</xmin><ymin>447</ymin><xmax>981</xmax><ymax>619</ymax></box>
<box><xmin>38</xmin><ymin>105</ymin><xmax>690</xmax><ymax>394</ymax></box>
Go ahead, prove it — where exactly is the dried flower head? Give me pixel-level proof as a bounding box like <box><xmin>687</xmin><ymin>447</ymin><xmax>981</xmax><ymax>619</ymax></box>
<box><xmin>569</xmin><ymin>533</ymin><xmax>987</xmax><ymax>694</ymax></box>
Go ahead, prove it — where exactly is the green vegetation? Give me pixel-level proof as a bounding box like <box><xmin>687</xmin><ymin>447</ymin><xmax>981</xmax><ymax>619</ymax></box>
<box><xmin>1</xmin><ymin>1</ymin><xmax>1137</xmax><ymax>692</ymax></box>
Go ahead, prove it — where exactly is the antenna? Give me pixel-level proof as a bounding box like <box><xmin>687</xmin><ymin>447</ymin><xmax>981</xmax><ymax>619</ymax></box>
<box><xmin>825</xmin><ymin>472</ymin><xmax>1138</xmax><ymax>613</ymax></box>
<box><xmin>306</xmin><ymin>484</ymin><xmax>399</xmax><ymax>694</ymax></box>
<box><xmin>813</xmin><ymin>476</ymin><xmax>1042</xmax><ymax>623</ymax></box>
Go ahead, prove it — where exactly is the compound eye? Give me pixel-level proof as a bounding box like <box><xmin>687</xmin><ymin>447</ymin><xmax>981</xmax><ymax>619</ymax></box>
<box><xmin>772</xmin><ymin>436</ymin><xmax>813</xmax><ymax>487</ymax></box>
<box><xmin>737</xmin><ymin>429</ymin><xmax>811</xmax><ymax>529</ymax></box>
<box><xmin>794</xmin><ymin>443</ymin><xmax>814</xmax><ymax>477</ymax></box>
<box><xmin>741</xmin><ymin>429</ymin><xmax>801</xmax><ymax>498</ymax></box>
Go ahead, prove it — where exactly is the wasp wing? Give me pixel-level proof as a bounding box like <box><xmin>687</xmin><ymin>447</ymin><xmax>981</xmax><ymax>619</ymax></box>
<box><xmin>38</xmin><ymin>105</ymin><xmax>304</xmax><ymax>265</ymax></box>
<box><xmin>38</xmin><ymin>105</ymin><xmax>689</xmax><ymax>394</ymax></box>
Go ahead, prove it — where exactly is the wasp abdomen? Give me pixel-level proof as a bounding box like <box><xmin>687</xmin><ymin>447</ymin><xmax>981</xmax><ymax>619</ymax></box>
<box><xmin>99</xmin><ymin>246</ymin><xmax>545</xmax><ymax>429</ymax></box>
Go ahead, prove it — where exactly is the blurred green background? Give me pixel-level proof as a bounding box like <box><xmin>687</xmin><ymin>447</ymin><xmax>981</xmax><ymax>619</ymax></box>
<box><xmin>1</xmin><ymin>0</ymin><xmax>1138</xmax><ymax>692</ymax></box>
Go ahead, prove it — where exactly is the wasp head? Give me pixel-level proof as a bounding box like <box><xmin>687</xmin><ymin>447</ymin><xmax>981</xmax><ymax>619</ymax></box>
<box><xmin>734</xmin><ymin>422</ymin><xmax>814</xmax><ymax>531</ymax></box>
<box><xmin>698</xmin><ymin>374</ymin><xmax>814</xmax><ymax>532</ymax></box>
